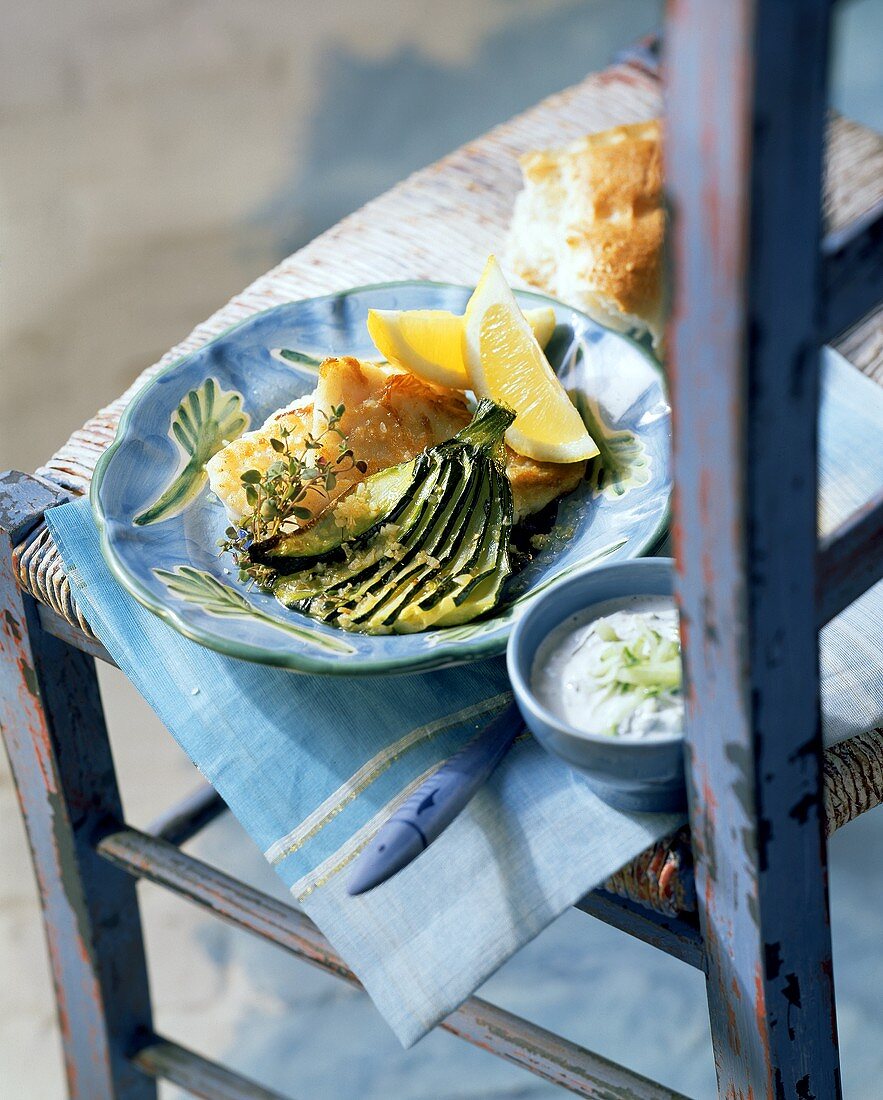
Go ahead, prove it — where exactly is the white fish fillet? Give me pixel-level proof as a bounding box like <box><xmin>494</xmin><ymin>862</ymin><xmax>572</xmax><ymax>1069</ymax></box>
<box><xmin>206</xmin><ymin>355</ymin><xmax>586</xmax><ymax>525</ymax></box>
<box><xmin>205</xmin><ymin>396</ymin><xmax>314</xmax><ymax>522</ymax></box>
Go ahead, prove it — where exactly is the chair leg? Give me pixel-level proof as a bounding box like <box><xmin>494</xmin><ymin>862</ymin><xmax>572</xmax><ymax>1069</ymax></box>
<box><xmin>666</xmin><ymin>2</ymin><xmax>843</xmax><ymax>1095</ymax></box>
<box><xmin>0</xmin><ymin>472</ymin><xmax>155</xmax><ymax>1099</ymax></box>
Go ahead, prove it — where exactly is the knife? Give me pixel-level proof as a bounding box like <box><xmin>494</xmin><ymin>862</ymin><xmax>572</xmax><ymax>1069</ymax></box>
<box><xmin>347</xmin><ymin>700</ymin><xmax>522</xmax><ymax>896</ymax></box>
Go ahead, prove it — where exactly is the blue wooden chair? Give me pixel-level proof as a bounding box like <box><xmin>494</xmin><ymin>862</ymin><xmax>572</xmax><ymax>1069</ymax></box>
<box><xmin>3</xmin><ymin>6</ymin><xmax>883</xmax><ymax>1097</ymax></box>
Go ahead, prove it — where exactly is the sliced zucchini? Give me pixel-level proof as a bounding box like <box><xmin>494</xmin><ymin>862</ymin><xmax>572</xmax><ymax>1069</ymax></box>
<box><xmin>272</xmin><ymin>458</ymin><xmax>443</xmax><ymax>604</ymax></box>
<box><xmin>250</xmin><ymin>459</ymin><xmax>416</xmax><ymax>569</ymax></box>
<box><xmin>272</xmin><ymin>400</ymin><xmax>516</xmax><ymax>634</ymax></box>
<box><xmin>351</xmin><ymin>454</ymin><xmax>481</xmax><ymax>630</ymax></box>
<box><xmin>342</xmin><ymin>459</ymin><xmax>467</xmax><ymax>626</ymax></box>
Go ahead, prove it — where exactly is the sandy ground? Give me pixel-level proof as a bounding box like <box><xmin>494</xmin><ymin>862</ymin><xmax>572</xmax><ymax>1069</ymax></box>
<box><xmin>2</xmin><ymin>1</ymin><xmax>882</xmax><ymax>1096</ymax></box>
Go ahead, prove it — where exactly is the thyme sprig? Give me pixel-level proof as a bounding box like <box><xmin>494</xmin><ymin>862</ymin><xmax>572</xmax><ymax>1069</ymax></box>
<box><xmin>218</xmin><ymin>404</ymin><xmax>366</xmax><ymax>588</ymax></box>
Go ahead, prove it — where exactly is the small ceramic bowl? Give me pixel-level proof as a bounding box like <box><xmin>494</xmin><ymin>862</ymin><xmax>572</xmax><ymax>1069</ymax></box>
<box><xmin>506</xmin><ymin>558</ymin><xmax>685</xmax><ymax>812</ymax></box>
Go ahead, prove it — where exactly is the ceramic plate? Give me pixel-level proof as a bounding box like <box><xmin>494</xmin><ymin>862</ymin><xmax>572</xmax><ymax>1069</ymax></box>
<box><xmin>92</xmin><ymin>282</ymin><xmax>671</xmax><ymax>675</ymax></box>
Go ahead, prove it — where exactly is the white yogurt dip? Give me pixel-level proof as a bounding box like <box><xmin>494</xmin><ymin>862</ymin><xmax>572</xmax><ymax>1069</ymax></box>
<box><xmin>530</xmin><ymin>594</ymin><xmax>684</xmax><ymax>739</ymax></box>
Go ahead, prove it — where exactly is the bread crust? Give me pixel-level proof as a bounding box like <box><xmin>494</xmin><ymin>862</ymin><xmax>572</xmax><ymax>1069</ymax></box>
<box><xmin>507</xmin><ymin>119</ymin><xmax>664</xmax><ymax>351</ymax></box>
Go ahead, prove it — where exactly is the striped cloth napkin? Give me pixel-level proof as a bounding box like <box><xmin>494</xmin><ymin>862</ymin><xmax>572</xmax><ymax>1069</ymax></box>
<box><xmin>45</xmin><ymin>348</ymin><xmax>883</xmax><ymax>1045</ymax></box>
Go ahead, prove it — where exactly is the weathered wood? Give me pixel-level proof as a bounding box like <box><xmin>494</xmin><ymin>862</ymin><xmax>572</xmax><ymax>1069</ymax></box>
<box><xmin>97</xmin><ymin>827</ymin><xmax>689</xmax><ymax>1098</ymax></box>
<box><xmin>132</xmin><ymin>1038</ymin><xmax>290</xmax><ymax>1100</ymax></box>
<box><xmin>667</xmin><ymin>1</ymin><xmax>841</xmax><ymax>1097</ymax></box>
<box><xmin>442</xmin><ymin>1000</ymin><xmax>690</xmax><ymax>1100</ymax></box>
<box><xmin>145</xmin><ymin>782</ymin><xmax>228</xmax><ymax>847</ymax></box>
<box><xmin>821</xmin><ymin>196</ymin><xmax>883</xmax><ymax>341</ymax></box>
<box><xmin>0</xmin><ymin>477</ymin><xmax>155</xmax><ymax>1099</ymax></box>
<box><xmin>817</xmin><ymin>485</ymin><xmax>883</xmax><ymax>625</ymax></box>
<box><xmin>0</xmin><ymin>470</ymin><xmax>70</xmax><ymax>542</ymax></box>
<box><xmin>575</xmin><ymin>891</ymin><xmax>704</xmax><ymax>970</ymax></box>
<box><xmin>98</xmin><ymin>827</ymin><xmax>359</xmax><ymax>981</ymax></box>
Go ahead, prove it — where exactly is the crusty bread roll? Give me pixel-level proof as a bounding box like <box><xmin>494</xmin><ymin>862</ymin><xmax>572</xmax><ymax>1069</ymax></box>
<box><xmin>506</xmin><ymin>119</ymin><xmax>665</xmax><ymax>353</ymax></box>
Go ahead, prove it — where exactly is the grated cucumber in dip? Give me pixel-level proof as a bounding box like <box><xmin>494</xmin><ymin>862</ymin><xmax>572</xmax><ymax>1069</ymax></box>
<box><xmin>531</xmin><ymin>595</ymin><xmax>684</xmax><ymax>738</ymax></box>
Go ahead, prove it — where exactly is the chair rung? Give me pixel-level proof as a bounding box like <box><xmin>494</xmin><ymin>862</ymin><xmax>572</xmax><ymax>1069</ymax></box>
<box><xmin>821</xmin><ymin>194</ymin><xmax>883</xmax><ymax>340</ymax></box>
<box><xmin>98</xmin><ymin>827</ymin><xmax>359</xmax><ymax>981</ymax></box>
<box><xmin>99</xmin><ymin>827</ymin><xmax>690</xmax><ymax>1099</ymax></box>
<box><xmin>817</xmin><ymin>485</ymin><xmax>883</xmax><ymax>625</ymax></box>
<box><xmin>132</xmin><ymin>1036</ymin><xmax>290</xmax><ymax>1100</ymax></box>
<box><xmin>444</xmin><ymin>999</ymin><xmax>690</xmax><ymax>1100</ymax></box>
<box><xmin>146</xmin><ymin>781</ymin><xmax>228</xmax><ymax>846</ymax></box>
<box><xmin>576</xmin><ymin>890</ymin><xmax>704</xmax><ymax>970</ymax></box>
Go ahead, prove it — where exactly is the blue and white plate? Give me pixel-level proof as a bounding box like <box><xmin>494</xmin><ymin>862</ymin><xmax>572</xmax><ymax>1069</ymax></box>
<box><xmin>92</xmin><ymin>282</ymin><xmax>671</xmax><ymax>675</ymax></box>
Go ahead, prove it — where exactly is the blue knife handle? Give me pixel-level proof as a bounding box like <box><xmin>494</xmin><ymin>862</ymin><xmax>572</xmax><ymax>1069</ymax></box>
<box><xmin>347</xmin><ymin>700</ymin><xmax>522</xmax><ymax>895</ymax></box>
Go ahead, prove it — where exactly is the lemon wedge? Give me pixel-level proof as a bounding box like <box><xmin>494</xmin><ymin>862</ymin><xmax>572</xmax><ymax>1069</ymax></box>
<box><xmin>522</xmin><ymin>305</ymin><xmax>556</xmax><ymax>348</ymax></box>
<box><xmin>463</xmin><ymin>256</ymin><xmax>599</xmax><ymax>463</ymax></box>
<box><xmin>367</xmin><ymin>304</ymin><xmax>556</xmax><ymax>390</ymax></box>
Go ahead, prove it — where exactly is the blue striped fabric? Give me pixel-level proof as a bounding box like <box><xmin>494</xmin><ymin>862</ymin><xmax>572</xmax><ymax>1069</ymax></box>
<box><xmin>45</xmin><ymin>348</ymin><xmax>883</xmax><ymax>1045</ymax></box>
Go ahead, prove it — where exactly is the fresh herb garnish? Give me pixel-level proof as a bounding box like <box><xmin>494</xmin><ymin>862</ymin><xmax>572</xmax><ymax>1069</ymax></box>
<box><xmin>218</xmin><ymin>404</ymin><xmax>367</xmax><ymax>588</ymax></box>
